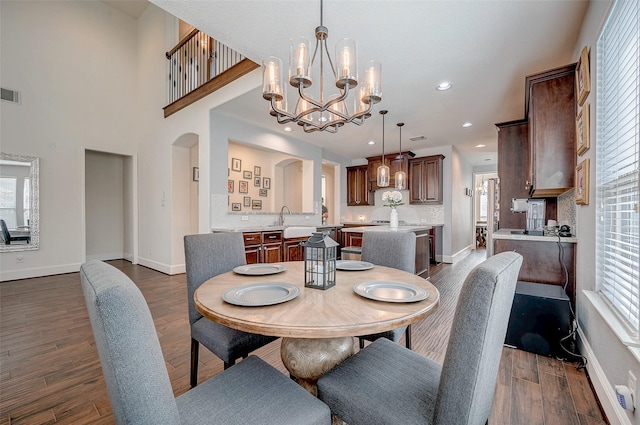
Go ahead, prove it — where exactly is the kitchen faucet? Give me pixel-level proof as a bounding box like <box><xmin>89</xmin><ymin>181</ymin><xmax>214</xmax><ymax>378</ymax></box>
<box><xmin>279</xmin><ymin>206</ymin><xmax>291</xmax><ymax>226</ymax></box>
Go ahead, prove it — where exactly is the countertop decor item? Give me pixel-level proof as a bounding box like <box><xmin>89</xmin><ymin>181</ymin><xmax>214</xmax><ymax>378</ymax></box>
<box><xmin>382</xmin><ymin>190</ymin><xmax>404</xmax><ymax>229</ymax></box>
<box><xmin>261</xmin><ymin>0</ymin><xmax>382</xmax><ymax>133</ymax></box>
<box><xmin>303</xmin><ymin>232</ymin><xmax>338</xmax><ymax>290</ymax></box>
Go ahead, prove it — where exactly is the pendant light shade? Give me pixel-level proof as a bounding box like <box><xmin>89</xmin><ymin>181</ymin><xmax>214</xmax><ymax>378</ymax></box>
<box><xmin>395</xmin><ymin>122</ymin><xmax>407</xmax><ymax>190</ymax></box>
<box><xmin>377</xmin><ymin>110</ymin><xmax>390</xmax><ymax>187</ymax></box>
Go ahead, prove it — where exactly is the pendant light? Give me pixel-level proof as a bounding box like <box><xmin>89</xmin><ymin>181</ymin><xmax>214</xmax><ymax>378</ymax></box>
<box><xmin>376</xmin><ymin>110</ymin><xmax>390</xmax><ymax>187</ymax></box>
<box><xmin>395</xmin><ymin>122</ymin><xmax>407</xmax><ymax>190</ymax></box>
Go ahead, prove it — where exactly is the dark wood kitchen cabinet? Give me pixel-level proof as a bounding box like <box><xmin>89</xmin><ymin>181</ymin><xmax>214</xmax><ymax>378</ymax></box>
<box><xmin>243</xmin><ymin>231</ymin><xmax>283</xmax><ymax>264</ymax></box>
<box><xmin>496</xmin><ymin>120</ymin><xmax>529</xmax><ymax>230</ymax></box>
<box><xmin>367</xmin><ymin>152</ymin><xmax>410</xmax><ymax>191</ymax></box>
<box><xmin>346</xmin><ymin>165</ymin><xmax>372</xmax><ymax>206</ymax></box>
<box><xmin>284</xmin><ymin>237</ymin><xmax>306</xmax><ymax>261</ymax></box>
<box><xmin>526</xmin><ymin>64</ymin><xmax>577</xmax><ymax>197</ymax></box>
<box><xmin>409</xmin><ymin>155</ymin><xmax>444</xmax><ymax>205</ymax></box>
<box><xmin>494</xmin><ymin>239</ymin><xmax>576</xmax><ymax>306</ymax></box>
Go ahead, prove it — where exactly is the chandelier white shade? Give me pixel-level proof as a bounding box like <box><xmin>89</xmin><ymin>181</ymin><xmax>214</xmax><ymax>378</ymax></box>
<box><xmin>377</xmin><ymin>110</ymin><xmax>390</xmax><ymax>187</ymax></box>
<box><xmin>395</xmin><ymin>122</ymin><xmax>407</xmax><ymax>190</ymax></box>
<box><xmin>262</xmin><ymin>0</ymin><xmax>382</xmax><ymax>133</ymax></box>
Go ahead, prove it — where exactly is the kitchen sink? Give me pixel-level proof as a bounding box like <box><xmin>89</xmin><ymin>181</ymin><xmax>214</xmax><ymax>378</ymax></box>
<box><xmin>283</xmin><ymin>226</ymin><xmax>317</xmax><ymax>239</ymax></box>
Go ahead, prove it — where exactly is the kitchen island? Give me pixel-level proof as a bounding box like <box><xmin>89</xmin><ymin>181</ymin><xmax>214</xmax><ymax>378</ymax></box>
<box><xmin>340</xmin><ymin>225</ymin><xmax>436</xmax><ymax>278</ymax></box>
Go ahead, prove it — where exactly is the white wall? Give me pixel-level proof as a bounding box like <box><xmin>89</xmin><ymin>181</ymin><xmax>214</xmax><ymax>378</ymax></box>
<box><xmin>572</xmin><ymin>2</ymin><xmax>640</xmax><ymax>425</ymax></box>
<box><xmin>0</xmin><ymin>0</ymin><xmax>138</xmax><ymax>280</ymax></box>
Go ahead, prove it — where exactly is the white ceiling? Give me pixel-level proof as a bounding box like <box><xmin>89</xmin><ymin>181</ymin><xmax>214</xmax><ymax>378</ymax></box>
<box><xmin>145</xmin><ymin>0</ymin><xmax>589</xmax><ymax>165</ymax></box>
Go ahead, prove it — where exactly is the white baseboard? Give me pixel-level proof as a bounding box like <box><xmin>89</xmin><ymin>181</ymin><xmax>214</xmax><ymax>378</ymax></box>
<box><xmin>0</xmin><ymin>262</ymin><xmax>80</xmax><ymax>282</ymax></box>
<box><xmin>85</xmin><ymin>252</ymin><xmax>124</xmax><ymax>262</ymax></box>
<box><xmin>137</xmin><ymin>256</ymin><xmax>173</xmax><ymax>275</ymax></box>
<box><xmin>443</xmin><ymin>244</ymin><xmax>473</xmax><ymax>264</ymax></box>
<box><xmin>577</xmin><ymin>327</ymin><xmax>633</xmax><ymax>425</ymax></box>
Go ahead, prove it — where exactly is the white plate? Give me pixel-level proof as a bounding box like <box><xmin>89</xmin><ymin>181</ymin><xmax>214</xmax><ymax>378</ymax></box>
<box><xmin>223</xmin><ymin>282</ymin><xmax>300</xmax><ymax>306</ymax></box>
<box><xmin>353</xmin><ymin>281</ymin><xmax>428</xmax><ymax>303</ymax></box>
<box><xmin>336</xmin><ymin>260</ymin><xmax>374</xmax><ymax>271</ymax></box>
<box><xmin>233</xmin><ymin>264</ymin><xmax>287</xmax><ymax>276</ymax></box>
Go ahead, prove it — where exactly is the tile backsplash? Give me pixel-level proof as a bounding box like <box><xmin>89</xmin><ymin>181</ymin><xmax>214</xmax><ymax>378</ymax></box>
<box><xmin>558</xmin><ymin>189</ymin><xmax>577</xmax><ymax>233</ymax></box>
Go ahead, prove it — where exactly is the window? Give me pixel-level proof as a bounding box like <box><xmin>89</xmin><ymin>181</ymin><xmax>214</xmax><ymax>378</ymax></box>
<box><xmin>596</xmin><ymin>0</ymin><xmax>640</xmax><ymax>333</ymax></box>
<box><xmin>0</xmin><ymin>177</ymin><xmax>17</xmax><ymax>228</ymax></box>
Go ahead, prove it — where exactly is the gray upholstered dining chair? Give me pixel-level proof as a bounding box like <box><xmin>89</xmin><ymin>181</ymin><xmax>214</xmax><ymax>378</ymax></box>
<box><xmin>184</xmin><ymin>232</ymin><xmax>277</xmax><ymax>387</ymax></box>
<box><xmin>80</xmin><ymin>260</ymin><xmax>331</xmax><ymax>425</ymax></box>
<box><xmin>317</xmin><ymin>251</ymin><xmax>523</xmax><ymax>425</ymax></box>
<box><xmin>358</xmin><ymin>231</ymin><xmax>416</xmax><ymax>349</ymax></box>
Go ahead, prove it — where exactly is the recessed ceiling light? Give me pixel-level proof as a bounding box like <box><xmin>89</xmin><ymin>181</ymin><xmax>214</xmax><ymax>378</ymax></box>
<box><xmin>367</xmin><ymin>140</ymin><xmax>375</xmax><ymax>145</ymax></box>
<box><xmin>462</xmin><ymin>122</ymin><xmax>473</xmax><ymax>128</ymax></box>
<box><xmin>436</xmin><ymin>82</ymin><xmax>452</xmax><ymax>91</ymax></box>
<box><xmin>284</xmin><ymin>126</ymin><xmax>292</xmax><ymax>132</ymax></box>
<box><xmin>475</xmin><ymin>144</ymin><xmax>485</xmax><ymax>148</ymax></box>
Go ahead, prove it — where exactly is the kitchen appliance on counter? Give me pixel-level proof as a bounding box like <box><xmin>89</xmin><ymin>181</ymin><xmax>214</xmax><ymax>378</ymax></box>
<box><xmin>525</xmin><ymin>199</ymin><xmax>546</xmax><ymax>236</ymax></box>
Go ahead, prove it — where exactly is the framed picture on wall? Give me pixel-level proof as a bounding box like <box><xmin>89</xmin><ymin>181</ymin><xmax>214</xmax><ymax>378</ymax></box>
<box><xmin>576</xmin><ymin>46</ymin><xmax>590</xmax><ymax>106</ymax></box>
<box><xmin>263</xmin><ymin>177</ymin><xmax>271</xmax><ymax>189</ymax></box>
<box><xmin>243</xmin><ymin>170</ymin><xmax>252</xmax><ymax>179</ymax></box>
<box><xmin>231</xmin><ymin>203</ymin><xmax>241</xmax><ymax>211</ymax></box>
<box><xmin>243</xmin><ymin>196</ymin><xmax>251</xmax><ymax>207</ymax></box>
<box><xmin>254</xmin><ymin>166</ymin><xmax>261</xmax><ymax>176</ymax></box>
<box><xmin>252</xmin><ymin>199</ymin><xmax>262</xmax><ymax>210</ymax></box>
<box><xmin>575</xmin><ymin>158</ymin><xmax>590</xmax><ymax>205</ymax></box>
<box><xmin>239</xmin><ymin>180</ymin><xmax>249</xmax><ymax>193</ymax></box>
<box><xmin>576</xmin><ymin>102</ymin><xmax>590</xmax><ymax>156</ymax></box>
<box><xmin>228</xmin><ymin>180</ymin><xmax>234</xmax><ymax>193</ymax></box>
<box><xmin>254</xmin><ymin>176</ymin><xmax>261</xmax><ymax>186</ymax></box>
<box><xmin>231</xmin><ymin>158</ymin><xmax>241</xmax><ymax>172</ymax></box>
<box><xmin>259</xmin><ymin>188</ymin><xmax>267</xmax><ymax>197</ymax></box>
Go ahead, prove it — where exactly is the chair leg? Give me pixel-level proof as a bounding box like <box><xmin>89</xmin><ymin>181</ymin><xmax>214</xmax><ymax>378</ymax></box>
<box><xmin>359</xmin><ymin>337</ymin><xmax>365</xmax><ymax>350</ymax></box>
<box><xmin>190</xmin><ymin>338</ymin><xmax>199</xmax><ymax>388</ymax></box>
<box><xmin>405</xmin><ymin>325</ymin><xmax>412</xmax><ymax>350</ymax></box>
<box><xmin>223</xmin><ymin>360</ymin><xmax>235</xmax><ymax>370</ymax></box>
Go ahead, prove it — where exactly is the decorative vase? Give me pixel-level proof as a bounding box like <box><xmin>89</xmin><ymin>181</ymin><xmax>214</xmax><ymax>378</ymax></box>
<box><xmin>390</xmin><ymin>208</ymin><xmax>399</xmax><ymax>229</ymax></box>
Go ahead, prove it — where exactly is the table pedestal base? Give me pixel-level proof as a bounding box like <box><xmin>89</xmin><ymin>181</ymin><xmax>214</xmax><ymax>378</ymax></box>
<box><xmin>280</xmin><ymin>337</ymin><xmax>355</xmax><ymax>396</ymax></box>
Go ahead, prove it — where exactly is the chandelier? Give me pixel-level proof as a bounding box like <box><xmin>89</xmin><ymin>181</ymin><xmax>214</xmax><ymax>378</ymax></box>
<box><xmin>261</xmin><ymin>0</ymin><xmax>382</xmax><ymax>133</ymax></box>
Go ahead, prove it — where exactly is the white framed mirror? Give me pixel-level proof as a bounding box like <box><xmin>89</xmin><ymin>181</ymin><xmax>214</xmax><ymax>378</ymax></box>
<box><xmin>0</xmin><ymin>153</ymin><xmax>39</xmax><ymax>252</ymax></box>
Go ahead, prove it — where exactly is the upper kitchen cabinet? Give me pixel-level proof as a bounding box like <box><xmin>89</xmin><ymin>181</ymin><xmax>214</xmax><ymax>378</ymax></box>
<box><xmin>409</xmin><ymin>155</ymin><xmax>444</xmax><ymax>205</ymax></box>
<box><xmin>346</xmin><ymin>165</ymin><xmax>372</xmax><ymax>206</ymax></box>
<box><xmin>526</xmin><ymin>64</ymin><xmax>577</xmax><ymax>197</ymax></box>
<box><xmin>496</xmin><ymin>120</ymin><xmax>529</xmax><ymax>229</ymax></box>
<box><xmin>367</xmin><ymin>153</ymin><xmax>409</xmax><ymax>191</ymax></box>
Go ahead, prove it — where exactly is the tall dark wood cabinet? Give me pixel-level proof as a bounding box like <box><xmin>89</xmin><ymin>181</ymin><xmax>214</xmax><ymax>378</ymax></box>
<box><xmin>526</xmin><ymin>64</ymin><xmax>577</xmax><ymax>197</ymax></box>
<box><xmin>409</xmin><ymin>155</ymin><xmax>444</xmax><ymax>205</ymax></box>
<box><xmin>346</xmin><ymin>165</ymin><xmax>371</xmax><ymax>206</ymax></box>
<box><xmin>496</xmin><ymin>120</ymin><xmax>529</xmax><ymax>230</ymax></box>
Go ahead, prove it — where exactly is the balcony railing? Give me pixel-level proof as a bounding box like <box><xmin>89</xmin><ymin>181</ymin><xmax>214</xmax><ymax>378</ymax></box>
<box><xmin>163</xmin><ymin>28</ymin><xmax>259</xmax><ymax>118</ymax></box>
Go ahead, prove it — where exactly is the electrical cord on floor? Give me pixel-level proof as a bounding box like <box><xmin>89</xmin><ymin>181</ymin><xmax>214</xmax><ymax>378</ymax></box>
<box><xmin>557</xmin><ymin>235</ymin><xmax>587</xmax><ymax>369</ymax></box>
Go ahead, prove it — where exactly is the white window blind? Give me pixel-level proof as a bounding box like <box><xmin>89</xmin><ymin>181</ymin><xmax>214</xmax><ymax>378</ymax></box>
<box><xmin>596</xmin><ymin>0</ymin><xmax>640</xmax><ymax>332</ymax></box>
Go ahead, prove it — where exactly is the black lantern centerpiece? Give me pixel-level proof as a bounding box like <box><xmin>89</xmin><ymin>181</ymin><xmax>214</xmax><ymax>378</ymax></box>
<box><xmin>303</xmin><ymin>232</ymin><xmax>338</xmax><ymax>290</ymax></box>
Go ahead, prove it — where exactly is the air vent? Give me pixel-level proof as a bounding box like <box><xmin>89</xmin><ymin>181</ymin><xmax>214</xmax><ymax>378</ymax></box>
<box><xmin>409</xmin><ymin>135</ymin><xmax>426</xmax><ymax>142</ymax></box>
<box><xmin>1</xmin><ymin>88</ymin><xmax>20</xmax><ymax>104</ymax></box>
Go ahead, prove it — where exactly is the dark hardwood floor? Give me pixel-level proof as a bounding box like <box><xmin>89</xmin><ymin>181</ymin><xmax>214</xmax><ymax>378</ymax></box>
<box><xmin>0</xmin><ymin>249</ymin><xmax>606</xmax><ymax>424</ymax></box>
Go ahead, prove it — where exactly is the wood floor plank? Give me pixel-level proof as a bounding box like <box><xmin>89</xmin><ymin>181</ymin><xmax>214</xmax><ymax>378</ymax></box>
<box><xmin>565</xmin><ymin>364</ymin><xmax>606</xmax><ymax>422</ymax></box>
<box><xmin>511</xmin><ymin>377</ymin><xmax>544</xmax><ymax>425</ymax></box>
<box><xmin>539</xmin><ymin>371</ymin><xmax>580</xmax><ymax>425</ymax></box>
<box><xmin>0</xmin><ymin>252</ymin><xmax>606</xmax><ymax>424</ymax></box>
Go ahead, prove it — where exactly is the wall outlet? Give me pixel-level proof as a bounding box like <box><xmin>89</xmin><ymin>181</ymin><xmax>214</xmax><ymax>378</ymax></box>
<box><xmin>241</xmin><ymin>215</ymin><xmax>248</xmax><ymax>221</ymax></box>
<box><xmin>629</xmin><ymin>371</ymin><xmax>637</xmax><ymax>409</ymax></box>
<box><xmin>305</xmin><ymin>216</ymin><xmax>309</xmax><ymax>220</ymax></box>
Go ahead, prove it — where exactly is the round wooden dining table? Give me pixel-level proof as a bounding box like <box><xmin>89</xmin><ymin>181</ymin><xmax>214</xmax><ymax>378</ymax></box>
<box><xmin>195</xmin><ymin>261</ymin><xmax>440</xmax><ymax>394</ymax></box>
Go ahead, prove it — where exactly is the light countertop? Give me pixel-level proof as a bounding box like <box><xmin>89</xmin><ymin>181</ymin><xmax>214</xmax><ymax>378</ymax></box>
<box><xmin>212</xmin><ymin>224</ymin><xmax>343</xmax><ymax>233</ymax></box>
<box><xmin>340</xmin><ymin>225</ymin><xmax>434</xmax><ymax>233</ymax></box>
<box><xmin>493</xmin><ymin>228</ymin><xmax>577</xmax><ymax>243</ymax></box>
